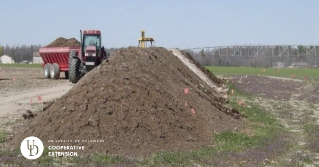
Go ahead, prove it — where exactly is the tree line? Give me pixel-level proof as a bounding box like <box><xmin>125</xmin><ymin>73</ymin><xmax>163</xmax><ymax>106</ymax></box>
<box><xmin>0</xmin><ymin>44</ymin><xmax>42</xmax><ymax>63</ymax></box>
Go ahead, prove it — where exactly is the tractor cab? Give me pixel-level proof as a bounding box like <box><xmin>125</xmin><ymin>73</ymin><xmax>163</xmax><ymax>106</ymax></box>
<box><xmin>82</xmin><ymin>30</ymin><xmax>101</xmax><ymax>50</ymax></box>
<box><xmin>79</xmin><ymin>30</ymin><xmax>107</xmax><ymax>71</ymax></box>
<box><xmin>81</xmin><ymin>30</ymin><xmax>102</xmax><ymax>59</ymax></box>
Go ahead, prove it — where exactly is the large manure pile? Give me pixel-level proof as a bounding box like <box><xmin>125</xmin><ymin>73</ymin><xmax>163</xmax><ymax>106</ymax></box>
<box><xmin>10</xmin><ymin>47</ymin><xmax>243</xmax><ymax>157</ymax></box>
<box><xmin>46</xmin><ymin>37</ymin><xmax>80</xmax><ymax>47</ymax></box>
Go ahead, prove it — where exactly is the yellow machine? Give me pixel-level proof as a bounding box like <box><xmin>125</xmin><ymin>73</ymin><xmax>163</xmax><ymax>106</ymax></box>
<box><xmin>138</xmin><ymin>30</ymin><xmax>154</xmax><ymax>48</ymax></box>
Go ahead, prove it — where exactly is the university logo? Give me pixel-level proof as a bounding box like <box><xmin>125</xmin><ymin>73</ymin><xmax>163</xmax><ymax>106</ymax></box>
<box><xmin>20</xmin><ymin>136</ymin><xmax>44</xmax><ymax>160</ymax></box>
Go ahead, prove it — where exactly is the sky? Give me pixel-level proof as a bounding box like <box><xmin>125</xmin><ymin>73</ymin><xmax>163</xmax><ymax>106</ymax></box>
<box><xmin>1</xmin><ymin>0</ymin><xmax>319</xmax><ymax>49</ymax></box>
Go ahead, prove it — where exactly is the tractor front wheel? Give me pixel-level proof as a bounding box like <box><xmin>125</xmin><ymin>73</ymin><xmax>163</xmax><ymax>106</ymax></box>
<box><xmin>69</xmin><ymin>57</ymin><xmax>81</xmax><ymax>84</ymax></box>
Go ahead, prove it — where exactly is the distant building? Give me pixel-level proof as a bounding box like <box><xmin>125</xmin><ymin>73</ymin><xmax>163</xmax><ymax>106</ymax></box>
<box><xmin>0</xmin><ymin>55</ymin><xmax>15</xmax><ymax>64</ymax></box>
<box><xmin>33</xmin><ymin>52</ymin><xmax>43</xmax><ymax>64</ymax></box>
<box><xmin>273</xmin><ymin>62</ymin><xmax>285</xmax><ymax>68</ymax></box>
<box><xmin>291</xmin><ymin>62</ymin><xmax>309</xmax><ymax>68</ymax></box>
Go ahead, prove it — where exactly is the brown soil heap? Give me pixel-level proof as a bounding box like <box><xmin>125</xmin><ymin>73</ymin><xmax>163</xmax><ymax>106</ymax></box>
<box><xmin>10</xmin><ymin>47</ymin><xmax>243</xmax><ymax>157</ymax></box>
<box><xmin>46</xmin><ymin>37</ymin><xmax>80</xmax><ymax>47</ymax></box>
<box><xmin>62</xmin><ymin>38</ymin><xmax>80</xmax><ymax>47</ymax></box>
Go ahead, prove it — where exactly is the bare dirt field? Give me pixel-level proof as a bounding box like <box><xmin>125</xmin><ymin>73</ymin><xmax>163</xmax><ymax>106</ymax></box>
<box><xmin>0</xmin><ymin>67</ymin><xmax>73</xmax><ymax>131</ymax></box>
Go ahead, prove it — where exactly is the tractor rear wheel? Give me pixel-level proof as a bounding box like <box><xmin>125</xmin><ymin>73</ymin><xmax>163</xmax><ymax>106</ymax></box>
<box><xmin>69</xmin><ymin>52</ymin><xmax>81</xmax><ymax>84</ymax></box>
<box><xmin>44</xmin><ymin>63</ymin><xmax>51</xmax><ymax>78</ymax></box>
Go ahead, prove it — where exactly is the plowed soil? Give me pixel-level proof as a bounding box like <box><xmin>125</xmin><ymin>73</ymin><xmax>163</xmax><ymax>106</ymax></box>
<box><xmin>46</xmin><ymin>37</ymin><xmax>80</xmax><ymax>47</ymax></box>
<box><xmin>9</xmin><ymin>47</ymin><xmax>243</xmax><ymax>157</ymax></box>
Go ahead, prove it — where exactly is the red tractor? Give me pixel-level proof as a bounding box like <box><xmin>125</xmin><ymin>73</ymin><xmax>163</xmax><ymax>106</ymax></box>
<box><xmin>39</xmin><ymin>30</ymin><xmax>108</xmax><ymax>83</ymax></box>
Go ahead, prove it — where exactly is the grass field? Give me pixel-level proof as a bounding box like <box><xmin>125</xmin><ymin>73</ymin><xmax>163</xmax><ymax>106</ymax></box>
<box><xmin>206</xmin><ymin>66</ymin><xmax>319</xmax><ymax>81</ymax></box>
<box><xmin>0</xmin><ymin>64</ymin><xmax>42</xmax><ymax>68</ymax></box>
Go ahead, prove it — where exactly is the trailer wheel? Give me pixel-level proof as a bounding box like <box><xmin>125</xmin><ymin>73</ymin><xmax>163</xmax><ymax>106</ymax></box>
<box><xmin>44</xmin><ymin>63</ymin><xmax>52</xmax><ymax>78</ymax></box>
<box><xmin>50</xmin><ymin>63</ymin><xmax>60</xmax><ymax>79</ymax></box>
<box><xmin>69</xmin><ymin>56</ymin><xmax>81</xmax><ymax>84</ymax></box>
<box><xmin>65</xmin><ymin>71</ymin><xmax>69</xmax><ymax>79</ymax></box>
<box><xmin>53</xmin><ymin>63</ymin><xmax>60</xmax><ymax>79</ymax></box>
